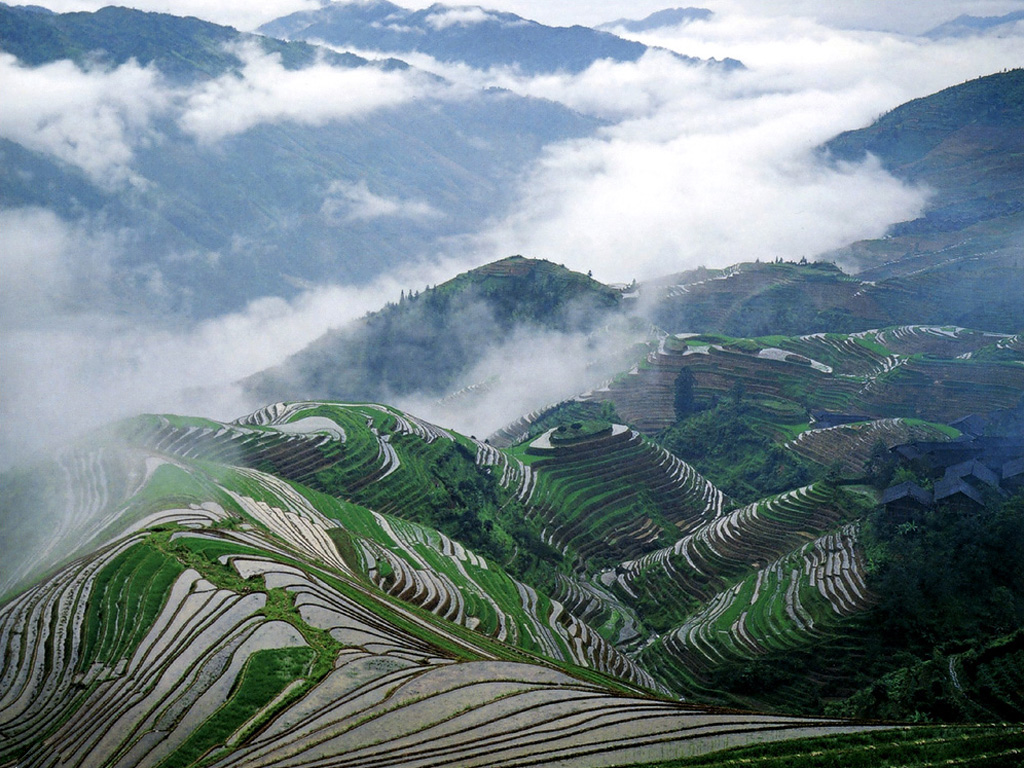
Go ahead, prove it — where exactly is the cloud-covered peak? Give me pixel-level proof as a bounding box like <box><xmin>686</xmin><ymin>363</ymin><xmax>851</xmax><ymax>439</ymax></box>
<box><xmin>423</xmin><ymin>6</ymin><xmax>495</xmax><ymax>30</ymax></box>
<box><xmin>259</xmin><ymin>1</ymin><xmax>724</xmax><ymax>75</ymax></box>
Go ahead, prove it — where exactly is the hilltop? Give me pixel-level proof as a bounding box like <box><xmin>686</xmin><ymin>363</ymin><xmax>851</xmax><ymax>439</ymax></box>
<box><xmin>245</xmin><ymin>256</ymin><xmax>626</xmax><ymax>404</ymax></box>
<box><xmin>260</xmin><ymin>1</ymin><xmax>741</xmax><ymax>74</ymax></box>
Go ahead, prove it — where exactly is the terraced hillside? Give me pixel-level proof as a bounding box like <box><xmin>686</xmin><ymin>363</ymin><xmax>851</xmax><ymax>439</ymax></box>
<box><xmin>0</xmin><ymin>403</ymin><xmax>890</xmax><ymax>768</ymax></box>
<box><xmin>517</xmin><ymin>422</ymin><xmax>730</xmax><ymax>567</ymax></box>
<box><xmin>587</xmin><ymin>325</ymin><xmax>1024</xmax><ymax>436</ymax></box>
<box><xmin>786</xmin><ymin>418</ymin><xmax>955</xmax><ymax>478</ymax></box>
<box><xmin>639</xmin><ymin>522</ymin><xmax>875</xmax><ymax>707</ymax></box>
<box><xmin>645</xmin><ymin>261</ymin><xmax>887</xmax><ymax>339</ymax></box>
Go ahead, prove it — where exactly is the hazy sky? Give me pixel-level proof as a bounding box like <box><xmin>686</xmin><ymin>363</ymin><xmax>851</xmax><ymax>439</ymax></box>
<box><xmin>27</xmin><ymin>0</ymin><xmax>1024</xmax><ymax>33</ymax></box>
<box><xmin>3</xmin><ymin>0</ymin><xmax>1024</xmax><ymax>462</ymax></box>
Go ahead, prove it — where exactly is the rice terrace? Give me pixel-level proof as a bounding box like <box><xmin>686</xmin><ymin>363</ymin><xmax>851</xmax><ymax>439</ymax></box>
<box><xmin>3</xmin><ymin>2</ymin><xmax>1024</xmax><ymax>767</ymax></box>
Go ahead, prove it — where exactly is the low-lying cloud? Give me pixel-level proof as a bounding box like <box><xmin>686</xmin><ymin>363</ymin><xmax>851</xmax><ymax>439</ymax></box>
<box><xmin>321</xmin><ymin>180</ymin><xmax>442</xmax><ymax>224</ymax></box>
<box><xmin>0</xmin><ymin>53</ymin><xmax>167</xmax><ymax>188</ymax></box>
<box><xmin>395</xmin><ymin>319</ymin><xmax>646</xmax><ymax>440</ymax></box>
<box><xmin>1</xmin><ymin>44</ymin><xmax>448</xmax><ymax>185</ymax></box>
<box><xmin>411</xmin><ymin>12</ymin><xmax>1024</xmax><ymax>284</ymax></box>
<box><xmin>180</xmin><ymin>45</ymin><xmax>440</xmax><ymax>142</ymax></box>
<box><xmin>0</xmin><ymin>208</ymin><xmax>465</xmax><ymax>467</ymax></box>
<box><xmin>424</xmin><ymin>7</ymin><xmax>495</xmax><ymax>30</ymax></box>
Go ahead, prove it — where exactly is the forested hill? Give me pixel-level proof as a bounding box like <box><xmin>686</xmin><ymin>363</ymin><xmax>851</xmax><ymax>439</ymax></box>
<box><xmin>822</xmin><ymin>68</ymin><xmax>1024</xmax><ymax>286</ymax></box>
<box><xmin>245</xmin><ymin>256</ymin><xmax>624</xmax><ymax>403</ymax></box>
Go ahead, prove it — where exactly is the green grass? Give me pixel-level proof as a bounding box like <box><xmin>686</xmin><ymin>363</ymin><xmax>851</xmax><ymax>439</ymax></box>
<box><xmin>79</xmin><ymin>542</ymin><xmax>185</xmax><ymax>671</ymax></box>
<box><xmin>902</xmin><ymin>418</ymin><xmax>962</xmax><ymax>439</ymax></box>
<box><xmin>155</xmin><ymin>646</ymin><xmax>315</xmax><ymax>768</ymax></box>
<box><xmin>628</xmin><ymin>724</ymin><xmax>1024</xmax><ymax>768</ymax></box>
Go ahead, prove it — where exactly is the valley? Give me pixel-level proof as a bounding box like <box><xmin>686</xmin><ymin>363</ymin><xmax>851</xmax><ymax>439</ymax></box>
<box><xmin>2</xmin><ymin>2</ymin><xmax>1024</xmax><ymax>766</ymax></box>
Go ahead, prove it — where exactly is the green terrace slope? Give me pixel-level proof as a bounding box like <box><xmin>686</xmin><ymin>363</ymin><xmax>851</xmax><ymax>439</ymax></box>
<box><xmin>0</xmin><ymin>406</ymin><xmax>888</xmax><ymax>768</ymax></box>
<box><xmin>111</xmin><ymin>403</ymin><xmax>658</xmax><ymax>687</ymax></box>
<box><xmin>587</xmin><ymin>325</ymin><xmax>1024</xmax><ymax>436</ymax></box>
<box><xmin>634</xmin><ymin>724</ymin><xmax>1024</xmax><ymax>768</ymax></box>
<box><xmin>638</xmin><ymin>521</ymin><xmax>876</xmax><ymax>708</ymax></box>
<box><xmin>517</xmin><ymin>422</ymin><xmax>730</xmax><ymax>568</ymax></box>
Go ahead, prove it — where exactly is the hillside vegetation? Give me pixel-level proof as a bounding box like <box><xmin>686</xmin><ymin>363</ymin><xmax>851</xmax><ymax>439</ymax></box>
<box><xmin>246</xmin><ymin>256</ymin><xmax>625</xmax><ymax>403</ymax></box>
<box><xmin>0</xmin><ymin>6</ymin><xmax>601</xmax><ymax>318</ymax></box>
<box><xmin>0</xmin><ymin>401</ymin><xmax>893</xmax><ymax>768</ymax></box>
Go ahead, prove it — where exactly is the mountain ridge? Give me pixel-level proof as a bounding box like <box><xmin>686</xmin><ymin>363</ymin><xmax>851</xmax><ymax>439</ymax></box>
<box><xmin>598</xmin><ymin>7</ymin><xmax>714</xmax><ymax>33</ymax></box>
<box><xmin>0</xmin><ymin>5</ymin><xmax>604</xmax><ymax>318</ymax></box>
<box><xmin>259</xmin><ymin>0</ymin><xmax>742</xmax><ymax>74</ymax></box>
<box><xmin>821</xmin><ymin>68</ymin><xmax>1024</xmax><ymax>294</ymax></box>
<box><xmin>244</xmin><ymin>255</ymin><xmax>627</xmax><ymax>405</ymax></box>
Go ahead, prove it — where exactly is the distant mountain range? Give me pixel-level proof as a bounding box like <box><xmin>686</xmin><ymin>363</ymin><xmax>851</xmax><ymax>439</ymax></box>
<box><xmin>260</xmin><ymin>1</ymin><xmax>741</xmax><ymax>73</ymax></box>
<box><xmin>0</xmin><ymin>4</ymin><xmax>602</xmax><ymax>318</ymax></box>
<box><xmin>925</xmin><ymin>10</ymin><xmax>1024</xmax><ymax>38</ymax></box>
<box><xmin>598</xmin><ymin>7</ymin><xmax>713</xmax><ymax>33</ymax></box>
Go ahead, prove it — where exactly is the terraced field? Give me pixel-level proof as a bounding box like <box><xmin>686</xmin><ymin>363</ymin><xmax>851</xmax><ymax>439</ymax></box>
<box><xmin>640</xmin><ymin>523</ymin><xmax>874</xmax><ymax>701</ymax></box>
<box><xmin>613</xmin><ymin>484</ymin><xmax>851</xmax><ymax>611</ymax></box>
<box><xmin>786</xmin><ymin>418</ymin><xmax>956</xmax><ymax>476</ymax></box>
<box><xmin>586</xmin><ymin>325</ymin><xmax>1024</xmax><ymax>436</ymax></box>
<box><xmin>519</xmin><ymin>424</ymin><xmax>729</xmax><ymax>567</ymax></box>
<box><xmin>0</xmin><ymin>404</ymin><xmax>888</xmax><ymax>768</ymax></box>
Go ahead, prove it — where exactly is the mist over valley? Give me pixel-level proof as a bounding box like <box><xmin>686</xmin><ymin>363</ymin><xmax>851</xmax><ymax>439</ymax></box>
<box><xmin>2</xmin><ymin>2</ymin><xmax>1024</xmax><ymax>766</ymax></box>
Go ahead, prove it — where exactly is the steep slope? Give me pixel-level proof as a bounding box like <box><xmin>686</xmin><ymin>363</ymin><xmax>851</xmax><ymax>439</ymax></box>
<box><xmin>245</xmin><ymin>256</ymin><xmax>627</xmax><ymax>404</ymax></box>
<box><xmin>825</xmin><ymin>68</ymin><xmax>1024</xmax><ymax>238</ymax></box>
<box><xmin>0</xmin><ymin>5</ymin><xmax>602</xmax><ymax>318</ymax></box>
<box><xmin>0</xmin><ymin>404</ymin><xmax>883</xmax><ymax>768</ymax></box>
<box><xmin>260</xmin><ymin>1</ymin><xmax>740</xmax><ymax>74</ymax></box>
<box><xmin>820</xmin><ymin>69</ymin><xmax>1024</xmax><ymax>327</ymax></box>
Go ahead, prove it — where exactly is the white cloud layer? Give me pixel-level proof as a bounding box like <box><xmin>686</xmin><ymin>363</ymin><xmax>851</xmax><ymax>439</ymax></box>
<box><xmin>395</xmin><ymin>320</ymin><xmax>645</xmax><ymax>440</ymax></box>
<box><xmin>429</xmin><ymin>13</ymin><xmax>1024</xmax><ymax>283</ymax></box>
<box><xmin>424</xmin><ymin>7</ymin><xmax>494</xmax><ymax>30</ymax></box>
<box><xmin>321</xmin><ymin>180</ymin><xmax>441</xmax><ymax>223</ymax></box>
<box><xmin>180</xmin><ymin>45</ymin><xmax>440</xmax><ymax>142</ymax></box>
<box><xmin>0</xmin><ymin>44</ymin><xmax>447</xmax><ymax>184</ymax></box>
<box><xmin>0</xmin><ymin>53</ymin><xmax>168</xmax><ymax>187</ymax></box>
<box><xmin>0</xmin><ymin>211</ymin><xmax>465</xmax><ymax>467</ymax></box>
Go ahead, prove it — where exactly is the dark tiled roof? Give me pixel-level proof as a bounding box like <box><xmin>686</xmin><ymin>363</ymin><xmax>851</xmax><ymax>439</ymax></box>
<box><xmin>882</xmin><ymin>481</ymin><xmax>933</xmax><ymax>507</ymax></box>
